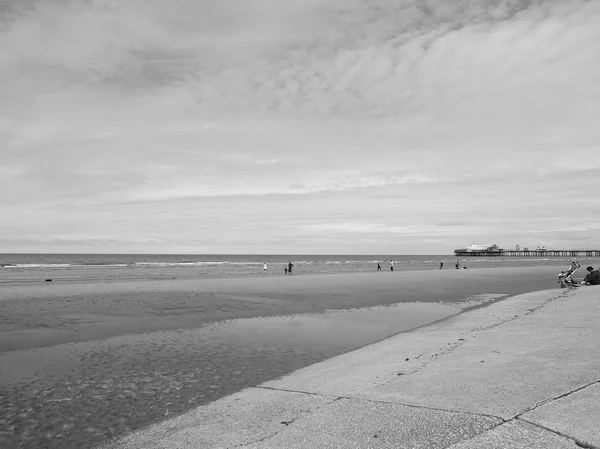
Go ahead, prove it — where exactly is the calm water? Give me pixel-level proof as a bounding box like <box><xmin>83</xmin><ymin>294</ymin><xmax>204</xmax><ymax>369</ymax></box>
<box><xmin>0</xmin><ymin>253</ymin><xmax>587</xmax><ymax>283</ymax></box>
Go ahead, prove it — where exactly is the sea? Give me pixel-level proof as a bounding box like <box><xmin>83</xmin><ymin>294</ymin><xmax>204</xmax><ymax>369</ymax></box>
<box><xmin>0</xmin><ymin>253</ymin><xmax>586</xmax><ymax>284</ymax></box>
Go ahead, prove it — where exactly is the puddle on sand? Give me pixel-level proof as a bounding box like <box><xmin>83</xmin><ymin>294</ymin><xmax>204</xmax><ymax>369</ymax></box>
<box><xmin>0</xmin><ymin>300</ymin><xmax>481</xmax><ymax>449</ymax></box>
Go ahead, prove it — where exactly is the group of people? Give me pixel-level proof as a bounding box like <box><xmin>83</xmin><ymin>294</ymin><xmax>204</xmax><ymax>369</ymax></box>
<box><xmin>261</xmin><ymin>260</ymin><xmax>600</xmax><ymax>285</ymax></box>
<box><xmin>263</xmin><ymin>262</ymin><xmax>294</xmax><ymax>275</ymax></box>
<box><xmin>376</xmin><ymin>260</ymin><xmax>395</xmax><ymax>272</ymax></box>
<box><xmin>558</xmin><ymin>260</ymin><xmax>600</xmax><ymax>287</ymax></box>
<box><xmin>437</xmin><ymin>261</ymin><xmax>466</xmax><ymax>269</ymax></box>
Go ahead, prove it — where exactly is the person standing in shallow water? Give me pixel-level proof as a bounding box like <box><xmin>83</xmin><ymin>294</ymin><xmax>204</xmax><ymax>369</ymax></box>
<box><xmin>440</xmin><ymin>261</ymin><xmax>444</xmax><ymax>270</ymax></box>
<box><xmin>263</xmin><ymin>263</ymin><xmax>267</xmax><ymax>273</ymax></box>
<box><xmin>377</xmin><ymin>263</ymin><xmax>381</xmax><ymax>271</ymax></box>
<box><xmin>390</xmin><ymin>259</ymin><xmax>394</xmax><ymax>272</ymax></box>
<box><xmin>288</xmin><ymin>261</ymin><xmax>293</xmax><ymax>274</ymax></box>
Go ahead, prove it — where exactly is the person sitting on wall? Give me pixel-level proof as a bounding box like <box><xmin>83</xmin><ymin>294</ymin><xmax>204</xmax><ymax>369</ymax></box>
<box><xmin>583</xmin><ymin>266</ymin><xmax>600</xmax><ymax>285</ymax></box>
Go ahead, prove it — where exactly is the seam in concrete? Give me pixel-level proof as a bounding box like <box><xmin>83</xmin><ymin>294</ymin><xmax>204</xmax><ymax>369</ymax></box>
<box><xmin>515</xmin><ymin>417</ymin><xmax>600</xmax><ymax>449</ymax></box>
<box><xmin>257</xmin><ymin>385</ymin><xmax>504</xmax><ymax>422</ymax></box>
<box><xmin>482</xmin><ymin>378</ymin><xmax>600</xmax><ymax>449</ymax></box>
<box><xmin>235</xmin><ymin>394</ymin><xmax>340</xmax><ymax>448</ymax></box>
<box><xmin>516</xmin><ymin>379</ymin><xmax>600</xmax><ymax>417</ymax></box>
<box><xmin>241</xmin><ymin>388</ymin><xmax>506</xmax><ymax>448</ymax></box>
<box><xmin>446</xmin><ymin>416</ymin><xmax>598</xmax><ymax>449</ymax></box>
<box><xmin>256</xmin><ymin>385</ymin><xmax>341</xmax><ymax>399</ymax></box>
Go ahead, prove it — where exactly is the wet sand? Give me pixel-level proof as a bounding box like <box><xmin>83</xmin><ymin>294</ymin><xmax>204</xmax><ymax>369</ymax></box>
<box><xmin>0</xmin><ymin>266</ymin><xmax>562</xmax><ymax>448</ymax></box>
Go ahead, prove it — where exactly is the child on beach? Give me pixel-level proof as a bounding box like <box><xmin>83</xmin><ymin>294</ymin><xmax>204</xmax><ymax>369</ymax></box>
<box><xmin>558</xmin><ymin>259</ymin><xmax>583</xmax><ymax>287</ymax></box>
<box><xmin>558</xmin><ymin>271</ymin><xmax>580</xmax><ymax>288</ymax></box>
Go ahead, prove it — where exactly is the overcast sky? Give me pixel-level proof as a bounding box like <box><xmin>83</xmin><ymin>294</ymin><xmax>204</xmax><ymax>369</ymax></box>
<box><xmin>1</xmin><ymin>0</ymin><xmax>599</xmax><ymax>254</ymax></box>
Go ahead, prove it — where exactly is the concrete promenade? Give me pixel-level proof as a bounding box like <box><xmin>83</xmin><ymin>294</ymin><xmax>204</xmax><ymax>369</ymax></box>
<box><xmin>102</xmin><ymin>287</ymin><xmax>600</xmax><ymax>449</ymax></box>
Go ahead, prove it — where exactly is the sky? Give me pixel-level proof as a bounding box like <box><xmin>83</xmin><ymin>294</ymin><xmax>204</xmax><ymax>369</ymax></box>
<box><xmin>1</xmin><ymin>0</ymin><xmax>599</xmax><ymax>254</ymax></box>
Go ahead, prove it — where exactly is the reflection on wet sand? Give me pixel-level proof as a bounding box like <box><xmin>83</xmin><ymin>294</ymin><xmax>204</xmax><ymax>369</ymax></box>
<box><xmin>2</xmin><ymin>301</ymin><xmax>472</xmax><ymax>449</ymax></box>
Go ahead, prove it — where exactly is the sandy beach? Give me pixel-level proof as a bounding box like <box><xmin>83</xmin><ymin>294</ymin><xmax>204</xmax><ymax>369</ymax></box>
<box><xmin>0</xmin><ymin>266</ymin><xmax>565</xmax><ymax>448</ymax></box>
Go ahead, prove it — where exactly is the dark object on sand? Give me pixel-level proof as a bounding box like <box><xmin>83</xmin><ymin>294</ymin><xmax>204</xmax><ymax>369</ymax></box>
<box><xmin>45</xmin><ymin>279</ymin><xmax>52</xmax><ymax>282</ymax></box>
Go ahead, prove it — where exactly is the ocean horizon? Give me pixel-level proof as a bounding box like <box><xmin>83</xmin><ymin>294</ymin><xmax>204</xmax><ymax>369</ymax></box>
<box><xmin>0</xmin><ymin>252</ymin><xmax>584</xmax><ymax>284</ymax></box>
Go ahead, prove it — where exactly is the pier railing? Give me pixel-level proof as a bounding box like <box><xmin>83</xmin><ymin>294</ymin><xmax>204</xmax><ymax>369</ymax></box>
<box><xmin>454</xmin><ymin>250</ymin><xmax>600</xmax><ymax>257</ymax></box>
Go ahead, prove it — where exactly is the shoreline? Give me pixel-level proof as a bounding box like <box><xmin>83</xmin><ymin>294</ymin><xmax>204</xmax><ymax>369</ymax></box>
<box><xmin>0</xmin><ymin>258</ymin><xmax>577</xmax><ymax>285</ymax></box>
<box><xmin>0</xmin><ymin>263</ymin><xmax>567</xmax><ymax>285</ymax></box>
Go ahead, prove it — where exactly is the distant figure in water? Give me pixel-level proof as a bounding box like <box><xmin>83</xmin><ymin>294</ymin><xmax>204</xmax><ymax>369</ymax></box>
<box><xmin>263</xmin><ymin>263</ymin><xmax>267</xmax><ymax>273</ymax></box>
<box><xmin>377</xmin><ymin>263</ymin><xmax>381</xmax><ymax>271</ymax></box>
<box><xmin>284</xmin><ymin>267</ymin><xmax>288</xmax><ymax>275</ymax></box>
<box><xmin>390</xmin><ymin>259</ymin><xmax>394</xmax><ymax>272</ymax></box>
<box><xmin>288</xmin><ymin>261</ymin><xmax>293</xmax><ymax>274</ymax></box>
<box><xmin>455</xmin><ymin>261</ymin><xmax>460</xmax><ymax>269</ymax></box>
<box><xmin>440</xmin><ymin>262</ymin><xmax>444</xmax><ymax>270</ymax></box>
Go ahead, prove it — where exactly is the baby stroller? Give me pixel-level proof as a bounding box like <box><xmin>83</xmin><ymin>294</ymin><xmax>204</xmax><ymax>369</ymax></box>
<box><xmin>558</xmin><ymin>259</ymin><xmax>581</xmax><ymax>288</ymax></box>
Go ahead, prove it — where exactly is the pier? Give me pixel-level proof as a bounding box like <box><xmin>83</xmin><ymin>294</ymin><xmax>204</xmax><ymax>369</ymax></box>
<box><xmin>454</xmin><ymin>249</ymin><xmax>600</xmax><ymax>257</ymax></box>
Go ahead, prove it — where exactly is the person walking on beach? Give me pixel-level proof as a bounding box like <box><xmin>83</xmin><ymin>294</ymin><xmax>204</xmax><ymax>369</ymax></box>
<box><xmin>263</xmin><ymin>263</ymin><xmax>267</xmax><ymax>273</ymax></box>
<box><xmin>390</xmin><ymin>259</ymin><xmax>394</xmax><ymax>272</ymax></box>
<box><xmin>284</xmin><ymin>267</ymin><xmax>288</xmax><ymax>275</ymax></box>
<box><xmin>377</xmin><ymin>263</ymin><xmax>381</xmax><ymax>271</ymax></box>
<box><xmin>440</xmin><ymin>261</ymin><xmax>444</xmax><ymax>270</ymax></box>
<box><xmin>288</xmin><ymin>261</ymin><xmax>293</xmax><ymax>274</ymax></box>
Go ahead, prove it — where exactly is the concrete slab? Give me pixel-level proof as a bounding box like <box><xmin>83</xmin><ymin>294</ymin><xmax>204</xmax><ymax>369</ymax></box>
<box><xmin>350</xmin><ymin>289</ymin><xmax>600</xmax><ymax>418</ymax></box>
<box><xmin>262</xmin><ymin>289</ymin><xmax>561</xmax><ymax>397</ymax></box>
<box><xmin>247</xmin><ymin>397</ymin><xmax>501</xmax><ymax>449</ymax></box>
<box><xmin>446</xmin><ymin>420</ymin><xmax>579</xmax><ymax>448</ymax></box>
<box><xmin>520</xmin><ymin>381</ymin><xmax>600</xmax><ymax>448</ymax></box>
<box><xmin>99</xmin><ymin>387</ymin><xmax>335</xmax><ymax>449</ymax></box>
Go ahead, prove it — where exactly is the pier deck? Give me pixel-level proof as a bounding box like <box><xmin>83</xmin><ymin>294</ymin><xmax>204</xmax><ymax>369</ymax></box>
<box><xmin>454</xmin><ymin>249</ymin><xmax>600</xmax><ymax>257</ymax></box>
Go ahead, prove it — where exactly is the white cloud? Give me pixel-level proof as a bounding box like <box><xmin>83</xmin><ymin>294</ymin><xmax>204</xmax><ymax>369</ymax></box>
<box><xmin>1</xmin><ymin>0</ymin><xmax>600</xmax><ymax>252</ymax></box>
